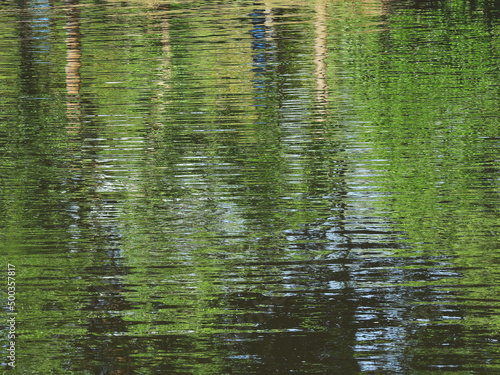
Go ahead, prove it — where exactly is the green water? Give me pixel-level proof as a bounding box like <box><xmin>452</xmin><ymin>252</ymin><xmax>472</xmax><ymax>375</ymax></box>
<box><xmin>1</xmin><ymin>0</ymin><xmax>499</xmax><ymax>373</ymax></box>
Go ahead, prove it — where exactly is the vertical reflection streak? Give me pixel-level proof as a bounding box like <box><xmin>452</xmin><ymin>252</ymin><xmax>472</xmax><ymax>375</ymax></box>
<box><xmin>314</xmin><ymin>0</ymin><xmax>329</xmax><ymax>116</ymax></box>
<box><xmin>65</xmin><ymin>0</ymin><xmax>82</xmax><ymax>133</ymax></box>
<box><xmin>153</xmin><ymin>8</ymin><xmax>172</xmax><ymax>123</ymax></box>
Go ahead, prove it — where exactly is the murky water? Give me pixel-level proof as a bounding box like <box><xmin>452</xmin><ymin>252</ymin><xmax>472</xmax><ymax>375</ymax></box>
<box><xmin>1</xmin><ymin>0</ymin><xmax>499</xmax><ymax>373</ymax></box>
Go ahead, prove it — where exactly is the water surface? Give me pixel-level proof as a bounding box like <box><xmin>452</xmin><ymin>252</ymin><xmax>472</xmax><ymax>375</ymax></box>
<box><xmin>1</xmin><ymin>0</ymin><xmax>499</xmax><ymax>373</ymax></box>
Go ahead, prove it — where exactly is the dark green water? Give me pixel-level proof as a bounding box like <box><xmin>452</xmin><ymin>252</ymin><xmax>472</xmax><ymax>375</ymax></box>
<box><xmin>1</xmin><ymin>0</ymin><xmax>499</xmax><ymax>373</ymax></box>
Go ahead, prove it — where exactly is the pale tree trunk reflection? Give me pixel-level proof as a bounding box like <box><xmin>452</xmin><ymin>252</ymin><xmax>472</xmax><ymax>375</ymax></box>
<box><xmin>65</xmin><ymin>0</ymin><xmax>82</xmax><ymax>133</ymax></box>
<box><xmin>314</xmin><ymin>0</ymin><xmax>329</xmax><ymax>117</ymax></box>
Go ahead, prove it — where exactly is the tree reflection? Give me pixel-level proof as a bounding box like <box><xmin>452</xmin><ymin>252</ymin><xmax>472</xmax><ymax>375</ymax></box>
<box><xmin>65</xmin><ymin>0</ymin><xmax>82</xmax><ymax>133</ymax></box>
<box><xmin>4</xmin><ymin>0</ymin><xmax>500</xmax><ymax>373</ymax></box>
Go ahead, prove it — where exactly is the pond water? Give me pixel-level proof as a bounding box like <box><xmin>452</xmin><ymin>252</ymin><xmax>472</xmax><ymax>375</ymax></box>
<box><xmin>1</xmin><ymin>0</ymin><xmax>500</xmax><ymax>373</ymax></box>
